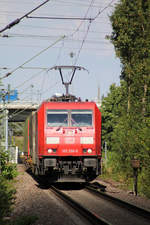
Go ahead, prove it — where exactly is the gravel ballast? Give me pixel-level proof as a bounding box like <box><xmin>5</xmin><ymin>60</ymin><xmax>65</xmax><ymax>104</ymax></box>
<box><xmin>10</xmin><ymin>165</ymin><xmax>87</xmax><ymax>225</ymax></box>
<box><xmin>95</xmin><ymin>178</ymin><xmax>150</xmax><ymax>212</ymax></box>
<box><xmin>10</xmin><ymin>164</ymin><xmax>150</xmax><ymax>225</ymax></box>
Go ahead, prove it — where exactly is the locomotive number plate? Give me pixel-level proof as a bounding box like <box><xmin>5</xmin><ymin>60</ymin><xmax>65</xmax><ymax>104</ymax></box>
<box><xmin>62</xmin><ymin>149</ymin><xmax>78</xmax><ymax>153</ymax></box>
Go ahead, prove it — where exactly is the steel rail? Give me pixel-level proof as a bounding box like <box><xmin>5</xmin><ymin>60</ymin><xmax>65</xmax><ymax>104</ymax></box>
<box><xmin>50</xmin><ymin>185</ymin><xmax>111</xmax><ymax>225</ymax></box>
<box><xmin>85</xmin><ymin>185</ymin><xmax>150</xmax><ymax>221</ymax></box>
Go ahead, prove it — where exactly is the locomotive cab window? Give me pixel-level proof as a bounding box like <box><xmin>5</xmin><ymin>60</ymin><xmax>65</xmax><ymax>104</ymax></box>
<box><xmin>71</xmin><ymin>110</ymin><xmax>93</xmax><ymax>127</ymax></box>
<box><xmin>47</xmin><ymin>110</ymin><xmax>68</xmax><ymax>127</ymax></box>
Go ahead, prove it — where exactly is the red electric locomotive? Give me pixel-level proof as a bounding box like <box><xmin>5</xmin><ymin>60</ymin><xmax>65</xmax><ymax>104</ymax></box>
<box><xmin>24</xmin><ymin>66</ymin><xmax>101</xmax><ymax>182</ymax></box>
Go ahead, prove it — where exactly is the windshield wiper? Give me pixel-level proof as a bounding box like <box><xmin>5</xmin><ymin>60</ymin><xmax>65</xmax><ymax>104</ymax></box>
<box><xmin>56</xmin><ymin>118</ymin><xmax>68</xmax><ymax>131</ymax></box>
<box><xmin>56</xmin><ymin>125</ymin><xmax>63</xmax><ymax>131</ymax></box>
<box><xmin>71</xmin><ymin>118</ymin><xmax>82</xmax><ymax>131</ymax></box>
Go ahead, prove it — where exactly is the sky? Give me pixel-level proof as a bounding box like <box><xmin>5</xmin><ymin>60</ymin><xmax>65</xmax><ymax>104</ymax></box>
<box><xmin>0</xmin><ymin>0</ymin><xmax>121</xmax><ymax>103</ymax></box>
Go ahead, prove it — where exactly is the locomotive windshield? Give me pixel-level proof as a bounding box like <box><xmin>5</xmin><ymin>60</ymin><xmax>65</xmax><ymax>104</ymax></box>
<box><xmin>71</xmin><ymin>110</ymin><xmax>92</xmax><ymax>127</ymax></box>
<box><xmin>47</xmin><ymin>110</ymin><xmax>68</xmax><ymax>127</ymax></box>
<box><xmin>47</xmin><ymin>109</ymin><xmax>93</xmax><ymax>127</ymax></box>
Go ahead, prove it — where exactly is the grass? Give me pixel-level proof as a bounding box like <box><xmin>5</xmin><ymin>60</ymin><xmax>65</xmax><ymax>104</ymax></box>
<box><xmin>100</xmin><ymin>152</ymin><xmax>150</xmax><ymax>197</ymax></box>
<box><xmin>101</xmin><ymin>151</ymin><xmax>135</xmax><ymax>192</ymax></box>
<box><xmin>1</xmin><ymin>215</ymin><xmax>38</xmax><ymax>225</ymax></box>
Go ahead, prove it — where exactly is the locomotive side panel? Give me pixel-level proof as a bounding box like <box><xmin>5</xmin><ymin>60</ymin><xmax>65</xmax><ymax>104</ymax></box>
<box><xmin>95</xmin><ymin>104</ymin><xmax>101</xmax><ymax>155</ymax></box>
<box><xmin>37</xmin><ymin>104</ymin><xmax>45</xmax><ymax>157</ymax></box>
<box><xmin>95</xmin><ymin>104</ymin><xmax>101</xmax><ymax>175</ymax></box>
<box><xmin>24</xmin><ymin>113</ymin><xmax>34</xmax><ymax>157</ymax></box>
<box><xmin>31</xmin><ymin>111</ymin><xmax>37</xmax><ymax>164</ymax></box>
<box><xmin>24</xmin><ymin>118</ymin><xmax>29</xmax><ymax>156</ymax></box>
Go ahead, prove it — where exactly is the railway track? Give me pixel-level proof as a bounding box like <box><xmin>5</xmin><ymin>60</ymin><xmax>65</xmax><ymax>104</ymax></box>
<box><xmin>50</xmin><ymin>185</ymin><xmax>111</xmax><ymax>225</ymax></box>
<box><xmin>29</xmin><ymin>173</ymin><xmax>150</xmax><ymax>225</ymax></box>
<box><xmin>85</xmin><ymin>183</ymin><xmax>150</xmax><ymax>221</ymax></box>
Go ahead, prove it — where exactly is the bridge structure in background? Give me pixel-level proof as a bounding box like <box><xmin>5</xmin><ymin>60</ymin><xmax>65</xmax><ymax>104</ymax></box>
<box><xmin>0</xmin><ymin>101</ymin><xmax>39</xmax><ymax>122</ymax></box>
<box><xmin>0</xmin><ymin>101</ymin><xmax>39</xmax><ymax>152</ymax></box>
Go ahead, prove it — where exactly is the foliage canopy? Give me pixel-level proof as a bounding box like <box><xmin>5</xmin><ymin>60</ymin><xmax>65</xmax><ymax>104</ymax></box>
<box><xmin>102</xmin><ymin>0</ymin><xmax>150</xmax><ymax>197</ymax></box>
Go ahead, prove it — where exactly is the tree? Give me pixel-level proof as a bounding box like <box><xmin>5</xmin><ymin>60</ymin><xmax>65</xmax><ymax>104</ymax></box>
<box><xmin>103</xmin><ymin>0</ymin><xmax>150</xmax><ymax>196</ymax></box>
<box><xmin>101</xmin><ymin>81</ymin><xmax>127</xmax><ymax>150</ymax></box>
<box><xmin>109</xmin><ymin>0</ymin><xmax>150</xmax><ymax>115</ymax></box>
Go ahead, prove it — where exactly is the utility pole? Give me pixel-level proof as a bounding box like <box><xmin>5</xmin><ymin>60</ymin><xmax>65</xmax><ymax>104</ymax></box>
<box><xmin>7</xmin><ymin>84</ymin><xmax>11</xmax><ymax>103</ymax></box>
<box><xmin>0</xmin><ymin>86</ymin><xmax>10</xmax><ymax>151</ymax></box>
<box><xmin>97</xmin><ymin>85</ymin><xmax>101</xmax><ymax>107</ymax></box>
<box><xmin>30</xmin><ymin>84</ymin><xmax>34</xmax><ymax>103</ymax></box>
<box><xmin>5</xmin><ymin>109</ymin><xmax>8</xmax><ymax>151</ymax></box>
<box><xmin>0</xmin><ymin>80</ymin><xmax>4</xmax><ymax>148</ymax></box>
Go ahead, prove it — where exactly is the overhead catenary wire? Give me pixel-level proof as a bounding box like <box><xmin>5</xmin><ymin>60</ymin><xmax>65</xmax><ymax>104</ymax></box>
<box><xmin>1</xmin><ymin>29</ymin><xmax>110</xmax><ymax>38</ymax></box>
<box><xmin>54</xmin><ymin>0</ymin><xmax>95</xmax><ymax>78</ymax></box>
<box><xmin>54</xmin><ymin>39</ymin><xmax>65</xmax><ymax>66</ymax></box>
<box><xmin>0</xmin><ymin>1</ymin><xmax>116</xmax><ymax>17</ymax></box>
<box><xmin>72</xmin><ymin>0</ymin><xmax>116</xmax><ymax>64</ymax></box>
<box><xmin>6</xmin><ymin>0</ymin><xmax>94</xmax><ymax>92</ymax></box>
<box><xmin>8</xmin><ymin>103</ymin><xmax>38</xmax><ymax>121</ymax></box>
<box><xmin>5</xmin><ymin>67</ymin><xmax>60</xmax><ymax>103</ymax></box>
<box><xmin>0</xmin><ymin>0</ymin><xmax>112</xmax><ymax>43</ymax></box>
<box><xmin>0</xmin><ymin>0</ymin><xmax>116</xmax><ymax>36</ymax></box>
<box><xmin>0</xmin><ymin>0</ymin><xmax>118</xmax><ymax>118</ymax></box>
<box><xmin>0</xmin><ymin>0</ymin><xmax>112</xmax><ymax>8</ymax></box>
<box><xmin>25</xmin><ymin>0</ymin><xmax>115</xmax><ymax>21</ymax></box>
<box><xmin>8</xmin><ymin>80</ymin><xmax>60</xmax><ymax>119</ymax></box>
<box><xmin>0</xmin><ymin>0</ymin><xmax>51</xmax><ymax>33</ymax></box>
<box><xmin>13</xmin><ymin>69</ymin><xmax>48</xmax><ymax>90</ymax></box>
<box><xmin>67</xmin><ymin>0</ymin><xmax>95</xmax><ymax>40</ymax></box>
<box><xmin>0</xmin><ymin>66</ymin><xmax>50</xmax><ymax>70</ymax></box>
<box><xmin>1</xmin><ymin>33</ymin><xmax>110</xmax><ymax>44</ymax></box>
<box><xmin>93</xmin><ymin>0</ymin><xmax>116</xmax><ymax>20</ymax></box>
<box><xmin>1</xmin><ymin>60</ymin><xmax>62</xmax><ymax>98</ymax></box>
<box><xmin>0</xmin><ymin>43</ymin><xmax>113</xmax><ymax>51</ymax></box>
<box><xmin>1</xmin><ymin>35</ymin><xmax>66</xmax><ymax>79</ymax></box>
<box><xmin>0</xmin><ymin>0</ymin><xmax>116</xmax><ymax>104</ymax></box>
<box><xmin>26</xmin><ymin>15</ymin><xmax>94</xmax><ymax>21</ymax></box>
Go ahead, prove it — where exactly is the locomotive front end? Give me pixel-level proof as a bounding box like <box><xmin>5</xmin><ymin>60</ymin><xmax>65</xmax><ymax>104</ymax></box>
<box><xmin>41</xmin><ymin>102</ymin><xmax>101</xmax><ymax>182</ymax></box>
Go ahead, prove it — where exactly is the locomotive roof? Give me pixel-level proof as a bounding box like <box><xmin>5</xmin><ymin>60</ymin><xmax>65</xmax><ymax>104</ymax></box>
<box><xmin>37</xmin><ymin>101</ymin><xmax>98</xmax><ymax>111</ymax></box>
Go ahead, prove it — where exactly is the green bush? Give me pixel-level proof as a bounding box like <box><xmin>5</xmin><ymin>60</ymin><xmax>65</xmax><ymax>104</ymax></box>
<box><xmin>1</xmin><ymin>163</ymin><xmax>17</xmax><ymax>180</ymax></box>
<box><xmin>0</xmin><ymin>177</ymin><xmax>16</xmax><ymax>220</ymax></box>
<box><xmin>0</xmin><ymin>149</ymin><xmax>37</xmax><ymax>225</ymax></box>
<box><xmin>101</xmin><ymin>150</ymin><xmax>150</xmax><ymax>196</ymax></box>
<box><xmin>0</xmin><ymin>150</ymin><xmax>17</xmax><ymax>179</ymax></box>
<box><xmin>0</xmin><ymin>149</ymin><xmax>17</xmax><ymax>222</ymax></box>
<box><xmin>0</xmin><ymin>215</ymin><xmax>38</xmax><ymax>225</ymax></box>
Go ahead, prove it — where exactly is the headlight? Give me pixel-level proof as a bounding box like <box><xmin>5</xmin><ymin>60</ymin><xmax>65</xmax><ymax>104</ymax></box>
<box><xmin>87</xmin><ymin>149</ymin><xmax>92</xmax><ymax>154</ymax></box>
<box><xmin>46</xmin><ymin>137</ymin><xmax>59</xmax><ymax>144</ymax></box>
<box><xmin>83</xmin><ymin>148</ymin><xmax>93</xmax><ymax>154</ymax></box>
<box><xmin>80</xmin><ymin>137</ymin><xmax>93</xmax><ymax>144</ymax></box>
<box><xmin>48</xmin><ymin>149</ymin><xmax>53</xmax><ymax>153</ymax></box>
<box><xmin>48</xmin><ymin>149</ymin><xmax>57</xmax><ymax>153</ymax></box>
